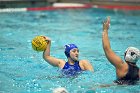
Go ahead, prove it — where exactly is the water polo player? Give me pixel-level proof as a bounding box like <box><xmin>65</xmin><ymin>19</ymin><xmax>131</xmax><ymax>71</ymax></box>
<box><xmin>102</xmin><ymin>17</ymin><xmax>140</xmax><ymax>85</ymax></box>
<box><xmin>43</xmin><ymin>36</ymin><xmax>93</xmax><ymax>77</ymax></box>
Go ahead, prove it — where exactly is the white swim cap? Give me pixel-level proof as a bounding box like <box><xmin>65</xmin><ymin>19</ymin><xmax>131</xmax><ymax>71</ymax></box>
<box><xmin>53</xmin><ymin>87</ymin><xmax>68</xmax><ymax>93</ymax></box>
<box><xmin>124</xmin><ymin>47</ymin><xmax>140</xmax><ymax>63</ymax></box>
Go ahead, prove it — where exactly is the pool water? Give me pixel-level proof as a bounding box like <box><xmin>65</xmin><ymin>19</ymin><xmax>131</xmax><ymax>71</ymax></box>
<box><xmin>0</xmin><ymin>8</ymin><xmax>140</xmax><ymax>93</ymax></box>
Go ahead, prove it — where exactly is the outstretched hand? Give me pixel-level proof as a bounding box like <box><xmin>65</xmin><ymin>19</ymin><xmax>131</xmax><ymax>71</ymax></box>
<box><xmin>103</xmin><ymin>16</ymin><xmax>110</xmax><ymax>31</ymax></box>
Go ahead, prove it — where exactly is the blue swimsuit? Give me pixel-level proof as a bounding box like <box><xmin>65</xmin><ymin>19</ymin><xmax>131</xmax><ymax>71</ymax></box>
<box><xmin>61</xmin><ymin>61</ymin><xmax>82</xmax><ymax>77</ymax></box>
<box><xmin>114</xmin><ymin>63</ymin><xmax>139</xmax><ymax>85</ymax></box>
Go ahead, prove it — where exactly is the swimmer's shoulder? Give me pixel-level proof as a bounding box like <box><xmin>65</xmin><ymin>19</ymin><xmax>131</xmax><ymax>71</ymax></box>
<box><xmin>79</xmin><ymin>60</ymin><xmax>90</xmax><ymax>69</ymax></box>
<box><xmin>79</xmin><ymin>59</ymin><xmax>89</xmax><ymax>63</ymax></box>
<box><xmin>79</xmin><ymin>60</ymin><xmax>93</xmax><ymax>71</ymax></box>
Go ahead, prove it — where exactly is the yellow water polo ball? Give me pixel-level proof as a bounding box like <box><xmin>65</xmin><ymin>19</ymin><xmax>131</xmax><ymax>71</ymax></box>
<box><xmin>32</xmin><ymin>36</ymin><xmax>48</xmax><ymax>51</ymax></box>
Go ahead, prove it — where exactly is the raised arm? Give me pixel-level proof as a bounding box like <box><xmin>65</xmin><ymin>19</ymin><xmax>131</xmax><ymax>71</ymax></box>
<box><xmin>102</xmin><ymin>17</ymin><xmax>124</xmax><ymax>69</ymax></box>
<box><xmin>43</xmin><ymin>36</ymin><xmax>65</xmax><ymax>68</ymax></box>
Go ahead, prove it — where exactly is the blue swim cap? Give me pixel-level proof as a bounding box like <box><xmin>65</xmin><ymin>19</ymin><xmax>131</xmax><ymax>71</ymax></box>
<box><xmin>64</xmin><ymin>44</ymin><xmax>78</xmax><ymax>57</ymax></box>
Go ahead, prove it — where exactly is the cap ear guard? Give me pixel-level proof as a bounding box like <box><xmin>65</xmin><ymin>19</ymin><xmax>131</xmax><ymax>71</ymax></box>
<box><xmin>125</xmin><ymin>53</ymin><xmax>137</xmax><ymax>63</ymax></box>
<box><xmin>64</xmin><ymin>51</ymin><xmax>70</xmax><ymax>58</ymax></box>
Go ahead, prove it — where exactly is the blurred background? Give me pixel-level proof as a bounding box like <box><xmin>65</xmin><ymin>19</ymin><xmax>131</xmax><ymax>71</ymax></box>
<box><xmin>0</xmin><ymin>0</ymin><xmax>140</xmax><ymax>8</ymax></box>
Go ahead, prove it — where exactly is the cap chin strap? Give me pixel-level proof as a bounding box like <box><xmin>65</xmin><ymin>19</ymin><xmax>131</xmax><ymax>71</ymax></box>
<box><xmin>68</xmin><ymin>56</ymin><xmax>78</xmax><ymax>63</ymax></box>
<box><xmin>126</xmin><ymin>61</ymin><xmax>136</xmax><ymax>66</ymax></box>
